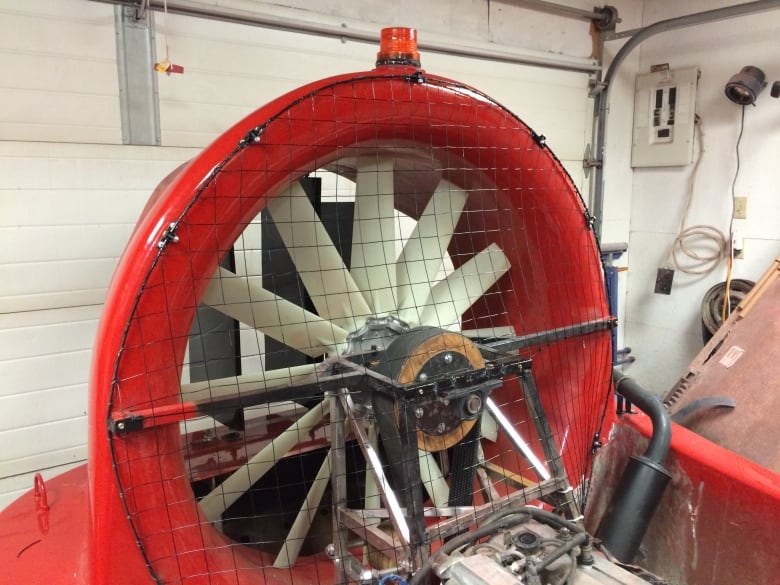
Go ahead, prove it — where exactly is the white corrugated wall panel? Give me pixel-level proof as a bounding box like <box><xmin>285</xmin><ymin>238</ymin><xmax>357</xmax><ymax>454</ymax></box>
<box><xmin>0</xmin><ymin>1</ymin><xmax>121</xmax><ymax>143</ymax></box>
<box><xmin>0</xmin><ymin>142</ymin><xmax>196</xmax><ymax>313</ymax></box>
<box><xmin>155</xmin><ymin>14</ymin><xmax>372</xmax><ymax>147</ymax></box>
<box><xmin>0</xmin><ymin>306</ymin><xmax>96</xmax><ymax>507</ymax></box>
<box><xmin>0</xmin><ymin>141</ymin><xmax>193</xmax><ymax>505</ymax></box>
<box><xmin>153</xmin><ymin>10</ymin><xmax>593</xmax><ymax>161</ymax></box>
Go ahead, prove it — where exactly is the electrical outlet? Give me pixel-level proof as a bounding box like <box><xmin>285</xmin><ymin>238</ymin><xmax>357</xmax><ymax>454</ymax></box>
<box><xmin>734</xmin><ymin>196</ymin><xmax>748</xmax><ymax>219</ymax></box>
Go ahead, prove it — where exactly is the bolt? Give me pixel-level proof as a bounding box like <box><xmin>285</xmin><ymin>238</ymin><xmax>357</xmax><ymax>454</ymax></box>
<box><xmin>325</xmin><ymin>544</ymin><xmax>336</xmax><ymax>559</ymax></box>
<box><xmin>465</xmin><ymin>394</ymin><xmax>482</xmax><ymax>415</ymax></box>
<box><xmin>443</xmin><ymin>353</ymin><xmax>453</xmax><ymax>364</ymax></box>
<box><xmin>415</xmin><ymin>407</ymin><xmax>424</xmax><ymax>419</ymax></box>
<box><xmin>418</xmin><ymin>372</ymin><xmax>428</xmax><ymax>382</ymax></box>
<box><xmin>117</xmin><ymin>422</ymin><xmax>125</xmax><ymax>431</ymax></box>
<box><xmin>436</xmin><ymin>422</ymin><xmax>447</xmax><ymax>434</ymax></box>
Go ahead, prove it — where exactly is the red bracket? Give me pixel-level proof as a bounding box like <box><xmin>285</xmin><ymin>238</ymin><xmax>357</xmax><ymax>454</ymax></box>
<box><xmin>33</xmin><ymin>473</ymin><xmax>49</xmax><ymax>536</ymax></box>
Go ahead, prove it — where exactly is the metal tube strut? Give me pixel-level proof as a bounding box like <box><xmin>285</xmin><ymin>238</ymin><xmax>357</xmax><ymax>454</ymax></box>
<box><xmin>505</xmin><ymin>0</ymin><xmax>611</xmax><ymax>23</ymax></box>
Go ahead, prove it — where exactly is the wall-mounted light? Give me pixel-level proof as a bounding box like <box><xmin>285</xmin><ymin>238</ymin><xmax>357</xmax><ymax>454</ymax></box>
<box><xmin>724</xmin><ymin>66</ymin><xmax>766</xmax><ymax>105</ymax></box>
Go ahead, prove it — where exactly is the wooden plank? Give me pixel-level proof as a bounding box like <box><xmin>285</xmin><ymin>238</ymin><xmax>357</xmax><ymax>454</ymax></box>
<box><xmin>664</xmin><ymin>256</ymin><xmax>780</xmax><ymax>473</ymax></box>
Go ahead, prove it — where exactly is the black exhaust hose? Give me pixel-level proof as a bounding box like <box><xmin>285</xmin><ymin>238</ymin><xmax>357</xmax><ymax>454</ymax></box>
<box><xmin>596</xmin><ymin>370</ymin><xmax>672</xmax><ymax>563</ymax></box>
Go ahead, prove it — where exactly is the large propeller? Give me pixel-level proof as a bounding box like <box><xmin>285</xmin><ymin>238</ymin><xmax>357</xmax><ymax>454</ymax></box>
<box><xmin>204</xmin><ymin>156</ymin><xmax>510</xmax><ymax>354</ymax></box>
<box><xmin>184</xmin><ymin>155</ymin><xmax>517</xmax><ymax>568</ymax></box>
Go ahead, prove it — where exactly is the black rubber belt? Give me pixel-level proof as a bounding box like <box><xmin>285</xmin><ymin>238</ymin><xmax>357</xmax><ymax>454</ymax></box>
<box><xmin>447</xmin><ymin>418</ymin><xmax>482</xmax><ymax>507</ymax></box>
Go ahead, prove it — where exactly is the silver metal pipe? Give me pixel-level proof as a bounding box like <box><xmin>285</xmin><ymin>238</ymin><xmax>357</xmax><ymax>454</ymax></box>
<box><xmin>485</xmin><ymin>397</ymin><xmax>551</xmax><ymax>481</ymax></box>
<box><xmin>590</xmin><ymin>0</ymin><xmax>780</xmax><ymax>236</ymax></box>
<box><xmin>90</xmin><ymin>0</ymin><xmax>600</xmax><ymax>73</ymax></box>
<box><xmin>503</xmin><ymin>0</ymin><xmax>607</xmax><ymax>22</ymax></box>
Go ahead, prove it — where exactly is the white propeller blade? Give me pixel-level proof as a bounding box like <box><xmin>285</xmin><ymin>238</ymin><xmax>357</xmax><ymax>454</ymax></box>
<box><xmin>180</xmin><ymin>363</ymin><xmax>317</xmax><ymax>404</ymax></box>
<box><xmin>418</xmin><ymin>449</ymin><xmax>450</xmax><ymax>507</ymax></box>
<box><xmin>267</xmin><ymin>182</ymin><xmax>371</xmax><ymax>332</ymax></box>
<box><xmin>412</xmin><ymin>243</ymin><xmax>511</xmax><ymax>329</ymax></box>
<box><xmin>351</xmin><ymin>156</ymin><xmax>398</xmax><ymax>314</ymax></box>
<box><xmin>396</xmin><ymin>180</ymin><xmax>467</xmax><ymax>312</ymax></box>
<box><xmin>199</xmin><ymin>401</ymin><xmax>329</xmax><ymax>522</ymax></box>
<box><xmin>203</xmin><ymin>267</ymin><xmax>348</xmax><ymax>357</ymax></box>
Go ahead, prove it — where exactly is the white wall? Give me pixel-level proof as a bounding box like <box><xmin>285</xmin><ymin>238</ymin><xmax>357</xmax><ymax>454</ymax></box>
<box><xmin>0</xmin><ymin>0</ymin><xmax>194</xmax><ymax>509</ymax></box>
<box><xmin>619</xmin><ymin>0</ymin><xmax>780</xmax><ymax>394</ymax></box>
<box><xmin>0</xmin><ymin>0</ymin><xmax>635</xmax><ymax>510</ymax></box>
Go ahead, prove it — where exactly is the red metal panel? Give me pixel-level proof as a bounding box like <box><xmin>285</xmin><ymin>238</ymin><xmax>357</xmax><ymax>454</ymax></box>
<box><xmin>0</xmin><ymin>466</ymin><xmax>151</xmax><ymax>584</ymax></box>
<box><xmin>589</xmin><ymin>413</ymin><xmax>780</xmax><ymax>585</ymax></box>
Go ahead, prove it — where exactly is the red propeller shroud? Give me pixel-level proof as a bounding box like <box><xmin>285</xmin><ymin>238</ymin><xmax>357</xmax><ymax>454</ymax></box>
<box><xmin>91</xmin><ymin>59</ymin><xmax>612</xmax><ymax>584</ymax></box>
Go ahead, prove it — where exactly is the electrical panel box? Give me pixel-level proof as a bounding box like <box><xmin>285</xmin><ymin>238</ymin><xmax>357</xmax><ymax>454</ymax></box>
<box><xmin>631</xmin><ymin>65</ymin><xmax>699</xmax><ymax>167</ymax></box>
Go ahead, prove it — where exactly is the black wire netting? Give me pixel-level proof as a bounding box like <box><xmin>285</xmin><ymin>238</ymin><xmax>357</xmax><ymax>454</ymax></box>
<box><xmin>106</xmin><ymin>71</ymin><xmax>612</xmax><ymax>584</ymax></box>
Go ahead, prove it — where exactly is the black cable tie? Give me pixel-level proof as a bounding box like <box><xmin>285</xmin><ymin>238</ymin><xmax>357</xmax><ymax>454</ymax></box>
<box><xmin>584</xmin><ymin>211</ymin><xmax>596</xmax><ymax>231</ymax></box>
<box><xmin>591</xmin><ymin>432</ymin><xmax>603</xmax><ymax>452</ymax></box>
<box><xmin>406</xmin><ymin>70</ymin><xmax>426</xmax><ymax>84</ymax></box>
<box><xmin>157</xmin><ymin>222</ymin><xmax>180</xmax><ymax>249</ymax></box>
<box><xmin>242</xmin><ymin>127</ymin><xmax>263</xmax><ymax>145</ymax></box>
<box><xmin>109</xmin><ymin>415</ymin><xmax>144</xmax><ymax>435</ymax></box>
<box><xmin>531</xmin><ymin>131</ymin><xmax>547</xmax><ymax>147</ymax></box>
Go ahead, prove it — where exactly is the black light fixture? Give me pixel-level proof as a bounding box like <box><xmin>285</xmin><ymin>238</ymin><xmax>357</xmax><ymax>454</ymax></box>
<box><xmin>725</xmin><ymin>66</ymin><xmax>766</xmax><ymax>105</ymax></box>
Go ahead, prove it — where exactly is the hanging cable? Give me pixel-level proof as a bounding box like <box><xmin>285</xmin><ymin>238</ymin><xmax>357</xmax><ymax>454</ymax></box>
<box><xmin>153</xmin><ymin>0</ymin><xmax>184</xmax><ymax>75</ymax></box>
<box><xmin>162</xmin><ymin>0</ymin><xmax>169</xmax><ymax>63</ymax></box>
<box><xmin>723</xmin><ymin>105</ymin><xmax>746</xmax><ymax>322</ymax></box>
<box><xmin>662</xmin><ymin>115</ymin><xmax>728</xmax><ymax>276</ymax></box>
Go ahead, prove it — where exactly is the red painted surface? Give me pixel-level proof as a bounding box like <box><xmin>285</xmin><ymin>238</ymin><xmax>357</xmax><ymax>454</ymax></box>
<box><xmin>589</xmin><ymin>412</ymin><xmax>780</xmax><ymax>585</ymax></box>
<box><xmin>1</xmin><ymin>60</ymin><xmax>611</xmax><ymax>583</ymax></box>
<box><xmin>0</xmin><ymin>465</ymin><xmax>151</xmax><ymax>584</ymax></box>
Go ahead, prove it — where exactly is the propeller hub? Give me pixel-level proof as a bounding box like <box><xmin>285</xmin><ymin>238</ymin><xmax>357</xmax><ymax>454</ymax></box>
<box><xmin>378</xmin><ymin>327</ymin><xmax>487</xmax><ymax>451</ymax></box>
<box><xmin>344</xmin><ymin>315</ymin><xmax>411</xmax><ymax>356</ymax></box>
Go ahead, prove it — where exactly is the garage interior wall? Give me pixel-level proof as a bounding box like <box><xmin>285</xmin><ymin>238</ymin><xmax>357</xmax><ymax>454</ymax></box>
<box><xmin>620</xmin><ymin>0</ymin><xmax>780</xmax><ymax>394</ymax></box>
<box><xmin>0</xmin><ymin>0</ymin><xmax>632</xmax><ymax>509</ymax></box>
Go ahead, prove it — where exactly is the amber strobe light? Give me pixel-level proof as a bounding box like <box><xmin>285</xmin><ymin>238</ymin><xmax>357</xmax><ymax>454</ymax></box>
<box><xmin>376</xmin><ymin>27</ymin><xmax>421</xmax><ymax>66</ymax></box>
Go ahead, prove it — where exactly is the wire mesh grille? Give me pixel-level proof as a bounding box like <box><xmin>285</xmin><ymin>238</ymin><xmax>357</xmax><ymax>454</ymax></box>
<box><xmin>106</xmin><ymin>71</ymin><xmax>612</xmax><ymax>584</ymax></box>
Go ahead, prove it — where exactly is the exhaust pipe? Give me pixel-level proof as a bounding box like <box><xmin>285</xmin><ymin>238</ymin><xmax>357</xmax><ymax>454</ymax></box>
<box><xmin>596</xmin><ymin>370</ymin><xmax>672</xmax><ymax>563</ymax></box>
